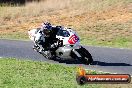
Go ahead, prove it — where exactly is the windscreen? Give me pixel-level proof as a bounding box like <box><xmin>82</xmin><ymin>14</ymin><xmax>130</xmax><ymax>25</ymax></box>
<box><xmin>57</xmin><ymin>30</ymin><xmax>70</xmax><ymax>37</ymax></box>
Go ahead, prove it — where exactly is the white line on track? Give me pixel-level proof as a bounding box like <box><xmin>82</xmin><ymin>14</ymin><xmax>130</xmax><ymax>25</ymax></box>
<box><xmin>0</xmin><ymin>57</ymin><xmax>2</xmax><ymax>58</ymax></box>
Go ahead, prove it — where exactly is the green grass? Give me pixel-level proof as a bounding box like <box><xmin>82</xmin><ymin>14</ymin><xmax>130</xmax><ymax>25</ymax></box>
<box><xmin>0</xmin><ymin>58</ymin><xmax>101</xmax><ymax>88</ymax></box>
<box><xmin>81</xmin><ymin>36</ymin><xmax>132</xmax><ymax>48</ymax></box>
<box><xmin>0</xmin><ymin>58</ymin><xmax>131</xmax><ymax>88</ymax></box>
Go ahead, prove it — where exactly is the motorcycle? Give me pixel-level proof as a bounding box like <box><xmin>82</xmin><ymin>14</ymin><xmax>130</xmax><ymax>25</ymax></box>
<box><xmin>28</xmin><ymin>27</ymin><xmax>93</xmax><ymax>65</ymax></box>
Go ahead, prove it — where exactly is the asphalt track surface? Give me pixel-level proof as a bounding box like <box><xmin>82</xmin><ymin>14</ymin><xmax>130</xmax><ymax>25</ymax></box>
<box><xmin>0</xmin><ymin>39</ymin><xmax>132</xmax><ymax>75</ymax></box>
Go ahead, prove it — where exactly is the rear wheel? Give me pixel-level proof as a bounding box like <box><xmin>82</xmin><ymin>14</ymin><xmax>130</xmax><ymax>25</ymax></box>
<box><xmin>33</xmin><ymin>45</ymin><xmax>40</xmax><ymax>53</ymax></box>
<box><xmin>41</xmin><ymin>50</ymin><xmax>56</xmax><ymax>60</ymax></box>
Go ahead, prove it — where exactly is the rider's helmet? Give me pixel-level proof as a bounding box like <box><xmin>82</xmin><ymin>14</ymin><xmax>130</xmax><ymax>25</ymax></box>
<box><xmin>41</xmin><ymin>22</ymin><xmax>52</xmax><ymax>37</ymax></box>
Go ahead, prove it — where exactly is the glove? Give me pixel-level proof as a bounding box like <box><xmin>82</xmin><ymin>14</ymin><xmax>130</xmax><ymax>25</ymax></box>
<box><xmin>50</xmin><ymin>43</ymin><xmax>57</xmax><ymax>49</ymax></box>
<box><xmin>57</xmin><ymin>40</ymin><xmax>63</xmax><ymax>47</ymax></box>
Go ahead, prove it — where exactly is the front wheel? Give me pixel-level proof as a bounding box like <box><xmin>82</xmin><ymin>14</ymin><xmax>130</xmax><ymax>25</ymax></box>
<box><xmin>77</xmin><ymin>46</ymin><xmax>93</xmax><ymax>65</ymax></box>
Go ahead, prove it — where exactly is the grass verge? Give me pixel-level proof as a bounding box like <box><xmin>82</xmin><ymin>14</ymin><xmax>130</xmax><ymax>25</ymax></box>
<box><xmin>0</xmin><ymin>58</ymin><xmax>100</xmax><ymax>88</ymax></box>
<box><xmin>0</xmin><ymin>58</ymin><xmax>131</xmax><ymax>88</ymax></box>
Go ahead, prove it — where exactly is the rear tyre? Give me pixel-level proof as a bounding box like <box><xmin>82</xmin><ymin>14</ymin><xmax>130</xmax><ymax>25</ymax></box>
<box><xmin>33</xmin><ymin>46</ymin><xmax>40</xmax><ymax>53</ymax></box>
<box><xmin>41</xmin><ymin>51</ymin><xmax>54</xmax><ymax>60</ymax></box>
<box><xmin>33</xmin><ymin>46</ymin><xmax>56</xmax><ymax>60</ymax></box>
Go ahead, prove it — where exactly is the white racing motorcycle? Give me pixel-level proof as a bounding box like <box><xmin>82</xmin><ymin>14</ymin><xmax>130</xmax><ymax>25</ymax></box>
<box><xmin>28</xmin><ymin>27</ymin><xmax>93</xmax><ymax>65</ymax></box>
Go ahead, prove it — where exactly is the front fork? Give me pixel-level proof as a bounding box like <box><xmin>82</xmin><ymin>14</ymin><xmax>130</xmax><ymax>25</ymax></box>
<box><xmin>72</xmin><ymin>49</ymin><xmax>82</xmax><ymax>58</ymax></box>
<box><xmin>71</xmin><ymin>49</ymin><xmax>82</xmax><ymax>59</ymax></box>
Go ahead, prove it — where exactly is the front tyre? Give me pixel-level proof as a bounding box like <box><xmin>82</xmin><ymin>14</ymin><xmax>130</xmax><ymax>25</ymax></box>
<box><xmin>77</xmin><ymin>46</ymin><xmax>93</xmax><ymax>65</ymax></box>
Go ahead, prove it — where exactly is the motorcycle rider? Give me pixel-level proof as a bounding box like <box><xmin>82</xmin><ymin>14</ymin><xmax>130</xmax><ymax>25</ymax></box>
<box><xmin>33</xmin><ymin>22</ymin><xmax>62</xmax><ymax>59</ymax></box>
